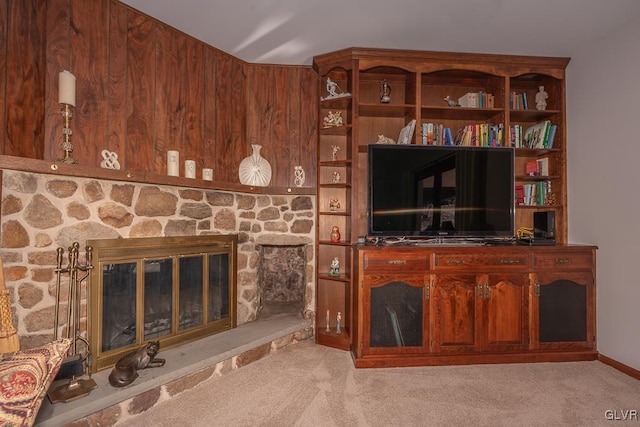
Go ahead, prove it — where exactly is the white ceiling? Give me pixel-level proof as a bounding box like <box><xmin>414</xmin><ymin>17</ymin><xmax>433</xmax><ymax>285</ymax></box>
<box><xmin>120</xmin><ymin>0</ymin><xmax>640</xmax><ymax>65</ymax></box>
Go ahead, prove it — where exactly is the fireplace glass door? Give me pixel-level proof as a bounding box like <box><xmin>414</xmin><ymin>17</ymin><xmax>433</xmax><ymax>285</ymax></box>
<box><xmin>90</xmin><ymin>235</ymin><xmax>237</xmax><ymax>373</ymax></box>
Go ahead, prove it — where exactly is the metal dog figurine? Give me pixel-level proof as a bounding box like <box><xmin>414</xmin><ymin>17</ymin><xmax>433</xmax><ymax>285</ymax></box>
<box><xmin>108</xmin><ymin>341</ymin><xmax>165</xmax><ymax>387</ymax></box>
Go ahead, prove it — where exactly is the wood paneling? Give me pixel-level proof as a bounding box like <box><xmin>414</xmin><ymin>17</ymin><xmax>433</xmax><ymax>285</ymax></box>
<box><xmin>0</xmin><ymin>0</ymin><xmax>318</xmax><ymax>188</ymax></box>
<box><xmin>4</xmin><ymin>0</ymin><xmax>45</xmax><ymax>159</ymax></box>
<box><xmin>247</xmin><ymin>65</ymin><xmax>318</xmax><ymax>187</ymax></box>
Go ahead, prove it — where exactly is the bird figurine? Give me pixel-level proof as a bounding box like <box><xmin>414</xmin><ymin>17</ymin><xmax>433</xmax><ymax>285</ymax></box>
<box><xmin>444</xmin><ymin>96</ymin><xmax>460</xmax><ymax>107</ymax></box>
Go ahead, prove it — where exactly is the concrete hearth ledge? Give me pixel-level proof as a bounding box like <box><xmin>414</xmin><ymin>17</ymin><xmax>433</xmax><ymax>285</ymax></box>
<box><xmin>35</xmin><ymin>315</ymin><xmax>312</xmax><ymax>426</ymax></box>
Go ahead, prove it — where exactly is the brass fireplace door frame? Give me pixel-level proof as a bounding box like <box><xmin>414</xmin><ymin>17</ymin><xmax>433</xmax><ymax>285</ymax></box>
<box><xmin>88</xmin><ymin>234</ymin><xmax>237</xmax><ymax>373</ymax></box>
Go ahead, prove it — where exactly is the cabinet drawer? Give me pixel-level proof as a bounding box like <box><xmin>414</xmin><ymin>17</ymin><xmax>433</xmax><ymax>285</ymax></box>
<box><xmin>533</xmin><ymin>252</ymin><xmax>593</xmax><ymax>270</ymax></box>
<box><xmin>362</xmin><ymin>252</ymin><xmax>429</xmax><ymax>273</ymax></box>
<box><xmin>434</xmin><ymin>253</ymin><xmax>529</xmax><ymax>270</ymax></box>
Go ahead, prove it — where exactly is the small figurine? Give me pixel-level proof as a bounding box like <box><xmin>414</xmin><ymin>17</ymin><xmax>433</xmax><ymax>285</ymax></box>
<box><xmin>329</xmin><ymin>256</ymin><xmax>340</xmax><ymax>276</ymax></box>
<box><xmin>293</xmin><ymin>166</ymin><xmax>305</xmax><ymax>187</ymax></box>
<box><xmin>321</xmin><ymin>78</ymin><xmax>351</xmax><ymax>101</ymax></box>
<box><xmin>326</xmin><ymin>309</ymin><xmax>331</xmax><ymax>332</ymax></box>
<box><xmin>330</xmin><ymin>225</ymin><xmax>341</xmax><ymax>243</ymax></box>
<box><xmin>336</xmin><ymin>312</ymin><xmax>342</xmax><ymax>334</ymax></box>
<box><xmin>326</xmin><ymin>77</ymin><xmax>339</xmax><ymax>97</ymax></box>
<box><xmin>333</xmin><ymin>111</ymin><xmax>344</xmax><ymax>126</ymax></box>
<box><xmin>329</xmin><ymin>198</ymin><xmax>340</xmax><ymax>211</ymax></box>
<box><xmin>380</xmin><ymin>79</ymin><xmax>391</xmax><ymax>103</ymax></box>
<box><xmin>322</xmin><ymin>111</ymin><xmax>336</xmax><ymax>128</ymax></box>
<box><xmin>444</xmin><ymin>96</ymin><xmax>460</xmax><ymax>107</ymax></box>
<box><xmin>332</xmin><ymin>170</ymin><xmax>340</xmax><ymax>183</ymax></box>
<box><xmin>375</xmin><ymin>134</ymin><xmax>395</xmax><ymax>144</ymax></box>
<box><xmin>330</xmin><ymin>145</ymin><xmax>340</xmax><ymax>161</ymax></box>
<box><xmin>535</xmin><ymin>86</ymin><xmax>548</xmax><ymax>110</ymax></box>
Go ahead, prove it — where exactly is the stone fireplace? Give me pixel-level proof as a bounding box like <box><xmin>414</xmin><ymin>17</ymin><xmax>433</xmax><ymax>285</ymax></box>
<box><xmin>87</xmin><ymin>234</ymin><xmax>237</xmax><ymax>373</ymax></box>
<box><xmin>0</xmin><ymin>170</ymin><xmax>316</xmax><ymax>353</ymax></box>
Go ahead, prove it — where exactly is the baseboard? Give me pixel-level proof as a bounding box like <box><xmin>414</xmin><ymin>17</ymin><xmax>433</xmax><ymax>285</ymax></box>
<box><xmin>598</xmin><ymin>353</ymin><xmax>640</xmax><ymax>380</ymax></box>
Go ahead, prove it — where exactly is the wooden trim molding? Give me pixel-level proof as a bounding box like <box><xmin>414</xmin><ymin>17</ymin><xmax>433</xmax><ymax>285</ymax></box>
<box><xmin>598</xmin><ymin>354</ymin><xmax>640</xmax><ymax>381</ymax></box>
<box><xmin>0</xmin><ymin>155</ymin><xmax>315</xmax><ymax>196</ymax></box>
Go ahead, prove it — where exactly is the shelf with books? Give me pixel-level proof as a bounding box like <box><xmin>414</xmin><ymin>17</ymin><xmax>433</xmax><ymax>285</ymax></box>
<box><xmin>314</xmin><ymin>47</ymin><xmax>570</xmax><ymax>353</ymax></box>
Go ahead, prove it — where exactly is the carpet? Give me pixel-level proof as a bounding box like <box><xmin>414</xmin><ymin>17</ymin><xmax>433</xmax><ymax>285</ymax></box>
<box><xmin>115</xmin><ymin>340</ymin><xmax>640</xmax><ymax>426</ymax></box>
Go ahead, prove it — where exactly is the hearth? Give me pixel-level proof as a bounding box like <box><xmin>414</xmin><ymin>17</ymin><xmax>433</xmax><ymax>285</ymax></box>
<box><xmin>88</xmin><ymin>235</ymin><xmax>237</xmax><ymax>373</ymax></box>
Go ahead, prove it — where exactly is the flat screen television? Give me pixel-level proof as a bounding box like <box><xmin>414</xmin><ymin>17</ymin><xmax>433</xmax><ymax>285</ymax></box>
<box><xmin>367</xmin><ymin>144</ymin><xmax>515</xmax><ymax>239</ymax></box>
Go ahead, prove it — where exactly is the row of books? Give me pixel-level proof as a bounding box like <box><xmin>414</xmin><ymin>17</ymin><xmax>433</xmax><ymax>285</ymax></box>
<box><xmin>509</xmin><ymin>121</ymin><xmax>557</xmax><ymax>149</ymax></box>
<box><xmin>510</xmin><ymin>91</ymin><xmax>529</xmax><ymax>110</ymax></box>
<box><xmin>421</xmin><ymin>123</ymin><xmax>504</xmax><ymax>147</ymax></box>
<box><xmin>516</xmin><ymin>181</ymin><xmax>552</xmax><ymax>206</ymax></box>
<box><xmin>458</xmin><ymin>91</ymin><xmax>495</xmax><ymax>108</ymax></box>
<box><xmin>420</xmin><ymin>120</ymin><xmax>556</xmax><ymax>149</ymax></box>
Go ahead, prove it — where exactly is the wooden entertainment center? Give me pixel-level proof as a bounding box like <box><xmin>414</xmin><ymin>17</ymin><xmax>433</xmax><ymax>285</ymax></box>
<box><xmin>312</xmin><ymin>48</ymin><xmax>598</xmax><ymax>366</ymax></box>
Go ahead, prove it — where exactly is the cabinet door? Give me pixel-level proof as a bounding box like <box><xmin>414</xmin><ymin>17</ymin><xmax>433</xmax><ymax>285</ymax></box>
<box><xmin>531</xmin><ymin>271</ymin><xmax>595</xmax><ymax>350</ymax></box>
<box><xmin>431</xmin><ymin>274</ymin><xmax>481</xmax><ymax>353</ymax></box>
<box><xmin>362</xmin><ymin>274</ymin><xmax>429</xmax><ymax>355</ymax></box>
<box><xmin>482</xmin><ymin>273</ymin><xmax>530</xmax><ymax>352</ymax></box>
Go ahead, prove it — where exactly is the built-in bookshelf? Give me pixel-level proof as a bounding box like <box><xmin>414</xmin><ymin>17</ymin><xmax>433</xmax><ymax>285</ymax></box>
<box><xmin>313</xmin><ymin>48</ymin><xmax>570</xmax><ymax>351</ymax></box>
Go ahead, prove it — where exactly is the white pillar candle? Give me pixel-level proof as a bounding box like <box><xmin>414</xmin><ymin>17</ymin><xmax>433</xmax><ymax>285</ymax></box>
<box><xmin>185</xmin><ymin>160</ymin><xmax>196</xmax><ymax>179</ymax></box>
<box><xmin>167</xmin><ymin>150</ymin><xmax>179</xmax><ymax>176</ymax></box>
<box><xmin>59</xmin><ymin>70</ymin><xmax>76</xmax><ymax>106</ymax></box>
<box><xmin>202</xmin><ymin>168</ymin><xmax>213</xmax><ymax>181</ymax></box>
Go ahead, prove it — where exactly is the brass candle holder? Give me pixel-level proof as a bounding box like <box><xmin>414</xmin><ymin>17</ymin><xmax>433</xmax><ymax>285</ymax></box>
<box><xmin>57</xmin><ymin>103</ymin><xmax>78</xmax><ymax>164</ymax></box>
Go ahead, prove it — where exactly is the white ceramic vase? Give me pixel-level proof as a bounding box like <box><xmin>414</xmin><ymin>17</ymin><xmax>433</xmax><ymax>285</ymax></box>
<box><xmin>238</xmin><ymin>144</ymin><xmax>272</xmax><ymax>186</ymax></box>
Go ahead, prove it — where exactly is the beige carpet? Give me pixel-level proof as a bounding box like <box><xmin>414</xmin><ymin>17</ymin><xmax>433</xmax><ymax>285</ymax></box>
<box><xmin>116</xmin><ymin>340</ymin><xmax>639</xmax><ymax>426</ymax></box>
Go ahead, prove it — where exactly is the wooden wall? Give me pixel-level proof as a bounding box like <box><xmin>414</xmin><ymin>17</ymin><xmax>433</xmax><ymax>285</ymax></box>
<box><xmin>0</xmin><ymin>0</ymin><xmax>317</xmax><ymax>188</ymax></box>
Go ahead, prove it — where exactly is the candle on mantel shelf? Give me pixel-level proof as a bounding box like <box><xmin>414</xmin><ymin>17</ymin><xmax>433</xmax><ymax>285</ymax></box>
<box><xmin>59</xmin><ymin>70</ymin><xmax>76</xmax><ymax>106</ymax></box>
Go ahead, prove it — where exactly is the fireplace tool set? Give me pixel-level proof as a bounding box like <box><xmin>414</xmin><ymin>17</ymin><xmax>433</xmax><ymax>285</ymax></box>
<box><xmin>48</xmin><ymin>242</ymin><xmax>98</xmax><ymax>403</ymax></box>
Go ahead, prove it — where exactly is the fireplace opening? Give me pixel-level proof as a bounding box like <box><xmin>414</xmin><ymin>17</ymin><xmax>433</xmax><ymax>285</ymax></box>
<box><xmin>257</xmin><ymin>244</ymin><xmax>307</xmax><ymax>320</ymax></box>
<box><xmin>89</xmin><ymin>235</ymin><xmax>237</xmax><ymax>373</ymax></box>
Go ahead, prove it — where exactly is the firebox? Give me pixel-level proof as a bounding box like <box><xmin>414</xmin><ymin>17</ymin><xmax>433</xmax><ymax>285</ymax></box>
<box><xmin>88</xmin><ymin>235</ymin><xmax>237</xmax><ymax>373</ymax></box>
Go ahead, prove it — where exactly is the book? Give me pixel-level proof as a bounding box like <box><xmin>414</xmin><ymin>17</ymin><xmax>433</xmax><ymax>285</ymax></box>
<box><xmin>546</xmin><ymin>125</ymin><xmax>557</xmax><ymax>149</ymax></box>
<box><xmin>536</xmin><ymin>157</ymin><xmax>550</xmax><ymax>176</ymax></box>
<box><xmin>524</xmin><ymin>120</ymin><xmax>551</xmax><ymax>148</ymax></box>
<box><xmin>525</xmin><ymin>160</ymin><xmax>538</xmax><ymax>176</ymax></box>
<box><xmin>458</xmin><ymin>92</ymin><xmax>478</xmax><ymax>108</ymax></box>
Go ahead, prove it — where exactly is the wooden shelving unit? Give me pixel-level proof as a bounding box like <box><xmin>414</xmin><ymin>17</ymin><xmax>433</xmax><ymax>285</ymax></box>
<box><xmin>313</xmin><ymin>48</ymin><xmax>570</xmax><ymax>352</ymax></box>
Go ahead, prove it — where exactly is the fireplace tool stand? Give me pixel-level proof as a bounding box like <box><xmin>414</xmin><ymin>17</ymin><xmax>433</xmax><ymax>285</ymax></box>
<box><xmin>48</xmin><ymin>242</ymin><xmax>98</xmax><ymax>403</ymax></box>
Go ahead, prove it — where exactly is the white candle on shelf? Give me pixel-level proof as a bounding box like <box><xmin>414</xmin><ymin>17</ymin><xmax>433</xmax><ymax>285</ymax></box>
<box><xmin>167</xmin><ymin>150</ymin><xmax>179</xmax><ymax>176</ymax></box>
<box><xmin>58</xmin><ymin>70</ymin><xmax>76</xmax><ymax>106</ymax></box>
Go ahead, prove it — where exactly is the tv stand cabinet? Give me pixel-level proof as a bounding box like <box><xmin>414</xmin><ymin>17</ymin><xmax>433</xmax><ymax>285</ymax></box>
<box><xmin>352</xmin><ymin>244</ymin><xmax>596</xmax><ymax>368</ymax></box>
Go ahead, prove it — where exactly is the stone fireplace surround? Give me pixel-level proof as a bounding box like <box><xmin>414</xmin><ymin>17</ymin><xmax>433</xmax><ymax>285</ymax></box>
<box><xmin>0</xmin><ymin>169</ymin><xmax>316</xmax><ymax>424</ymax></box>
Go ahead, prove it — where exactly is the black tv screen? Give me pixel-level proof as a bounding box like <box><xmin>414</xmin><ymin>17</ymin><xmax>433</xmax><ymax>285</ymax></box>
<box><xmin>368</xmin><ymin>145</ymin><xmax>515</xmax><ymax>239</ymax></box>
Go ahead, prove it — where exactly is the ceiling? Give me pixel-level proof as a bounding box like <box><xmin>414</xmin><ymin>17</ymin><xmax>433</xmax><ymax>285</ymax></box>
<box><xmin>120</xmin><ymin>0</ymin><xmax>640</xmax><ymax>66</ymax></box>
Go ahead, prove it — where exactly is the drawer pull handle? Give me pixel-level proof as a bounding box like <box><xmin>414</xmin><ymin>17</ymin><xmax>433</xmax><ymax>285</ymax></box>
<box><xmin>387</xmin><ymin>259</ymin><xmax>407</xmax><ymax>265</ymax></box>
<box><xmin>500</xmin><ymin>259</ymin><xmax>521</xmax><ymax>264</ymax></box>
<box><xmin>555</xmin><ymin>258</ymin><xmax>571</xmax><ymax>264</ymax></box>
<box><xmin>447</xmin><ymin>259</ymin><xmax>464</xmax><ymax>265</ymax></box>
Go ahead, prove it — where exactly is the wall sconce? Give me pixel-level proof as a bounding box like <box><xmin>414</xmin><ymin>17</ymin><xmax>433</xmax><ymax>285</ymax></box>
<box><xmin>57</xmin><ymin>70</ymin><xmax>78</xmax><ymax>164</ymax></box>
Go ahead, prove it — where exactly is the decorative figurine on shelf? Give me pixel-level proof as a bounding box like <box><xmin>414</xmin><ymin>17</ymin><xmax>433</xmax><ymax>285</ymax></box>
<box><xmin>329</xmin><ymin>256</ymin><xmax>340</xmax><ymax>276</ymax></box>
<box><xmin>100</xmin><ymin>149</ymin><xmax>121</xmax><ymax>170</ymax></box>
<box><xmin>330</xmin><ymin>145</ymin><xmax>340</xmax><ymax>161</ymax></box>
<box><xmin>322</xmin><ymin>111</ymin><xmax>344</xmax><ymax>128</ymax></box>
<box><xmin>535</xmin><ymin>86</ymin><xmax>548</xmax><ymax>110</ymax></box>
<box><xmin>380</xmin><ymin>79</ymin><xmax>391</xmax><ymax>103</ymax></box>
<box><xmin>329</xmin><ymin>198</ymin><xmax>340</xmax><ymax>211</ymax></box>
<box><xmin>293</xmin><ymin>166</ymin><xmax>305</xmax><ymax>187</ymax></box>
<box><xmin>321</xmin><ymin>77</ymin><xmax>351</xmax><ymax>101</ymax></box>
<box><xmin>333</xmin><ymin>111</ymin><xmax>344</xmax><ymax>126</ymax></box>
<box><xmin>332</xmin><ymin>170</ymin><xmax>340</xmax><ymax>183</ymax></box>
<box><xmin>444</xmin><ymin>96</ymin><xmax>461</xmax><ymax>107</ymax></box>
<box><xmin>326</xmin><ymin>309</ymin><xmax>331</xmax><ymax>332</ymax></box>
<box><xmin>375</xmin><ymin>134</ymin><xmax>395</xmax><ymax>144</ymax></box>
<box><xmin>336</xmin><ymin>311</ymin><xmax>342</xmax><ymax>334</ymax></box>
<box><xmin>330</xmin><ymin>225</ymin><xmax>341</xmax><ymax>243</ymax></box>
